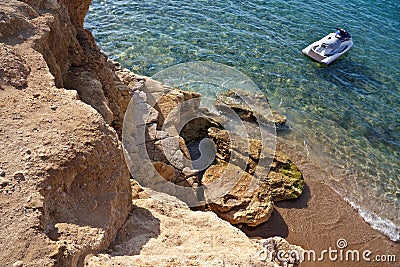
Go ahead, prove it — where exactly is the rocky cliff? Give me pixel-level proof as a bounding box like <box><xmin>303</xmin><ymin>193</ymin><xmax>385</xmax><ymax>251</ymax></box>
<box><xmin>0</xmin><ymin>0</ymin><xmax>132</xmax><ymax>265</ymax></box>
<box><xmin>0</xmin><ymin>1</ymin><xmax>303</xmax><ymax>266</ymax></box>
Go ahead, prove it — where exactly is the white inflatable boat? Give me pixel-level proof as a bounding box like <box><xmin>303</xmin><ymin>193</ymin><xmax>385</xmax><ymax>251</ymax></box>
<box><xmin>302</xmin><ymin>28</ymin><xmax>353</xmax><ymax>64</ymax></box>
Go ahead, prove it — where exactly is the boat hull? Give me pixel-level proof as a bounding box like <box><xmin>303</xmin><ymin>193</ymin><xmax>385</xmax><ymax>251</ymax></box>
<box><xmin>302</xmin><ymin>33</ymin><xmax>353</xmax><ymax>64</ymax></box>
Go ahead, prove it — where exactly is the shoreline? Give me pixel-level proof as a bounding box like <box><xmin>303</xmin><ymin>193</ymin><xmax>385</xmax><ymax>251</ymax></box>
<box><xmin>242</xmin><ymin>139</ymin><xmax>399</xmax><ymax>266</ymax></box>
<box><xmin>113</xmin><ymin>60</ymin><xmax>399</xmax><ymax>265</ymax></box>
<box><xmin>85</xmin><ymin>0</ymin><xmax>400</xmax><ymax>253</ymax></box>
<box><xmin>3</xmin><ymin>0</ymin><xmax>397</xmax><ymax>265</ymax></box>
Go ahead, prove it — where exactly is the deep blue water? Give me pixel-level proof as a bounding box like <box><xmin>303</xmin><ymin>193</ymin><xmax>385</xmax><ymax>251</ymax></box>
<box><xmin>85</xmin><ymin>0</ymin><xmax>400</xmax><ymax>241</ymax></box>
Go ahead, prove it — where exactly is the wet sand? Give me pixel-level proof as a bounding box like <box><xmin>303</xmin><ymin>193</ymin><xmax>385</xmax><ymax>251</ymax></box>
<box><xmin>242</xmin><ymin>140</ymin><xmax>399</xmax><ymax>267</ymax></box>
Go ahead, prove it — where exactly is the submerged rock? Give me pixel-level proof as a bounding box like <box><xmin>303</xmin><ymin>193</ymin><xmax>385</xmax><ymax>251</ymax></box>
<box><xmin>216</xmin><ymin>89</ymin><xmax>287</xmax><ymax>127</ymax></box>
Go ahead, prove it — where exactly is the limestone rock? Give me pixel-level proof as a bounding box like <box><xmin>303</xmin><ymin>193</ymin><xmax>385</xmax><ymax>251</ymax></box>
<box><xmin>257</xmin><ymin>237</ymin><xmax>304</xmax><ymax>267</ymax></box>
<box><xmin>0</xmin><ymin>1</ymin><xmax>304</xmax><ymax>267</ymax></box>
<box><xmin>12</xmin><ymin>261</ymin><xmax>24</xmax><ymax>267</ymax></box>
<box><xmin>85</xmin><ymin>196</ymin><xmax>281</xmax><ymax>267</ymax></box>
<box><xmin>268</xmin><ymin>151</ymin><xmax>304</xmax><ymax>201</ymax></box>
<box><xmin>155</xmin><ymin>89</ymin><xmax>201</xmax><ymax>129</ymax></box>
<box><xmin>153</xmin><ymin>136</ymin><xmax>192</xmax><ymax>170</ymax></box>
<box><xmin>203</xmin><ymin>127</ymin><xmax>303</xmax><ymax>226</ymax></box>
<box><xmin>207</xmin><ymin>128</ymin><xmax>303</xmax><ymax>200</ymax></box>
<box><xmin>202</xmin><ymin>162</ymin><xmax>274</xmax><ymax>227</ymax></box>
<box><xmin>0</xmin><ymin>44</ymin><xmax>30</xmax><ymax>89</ymax></box>
<box><xmin>153</xmin><ymin>162</ymin><xmax>177</xmax><ymax>182</ymax></box>
<box><xmin>63</xmin><ymin>0</ymin><xmax>92</xmax><ymax>27</ymax></box>
<box><xmin>180</xmin><ymin>117</ymin><xmax>222</xmax><ymax>144</ymax></box>
<box><xmin>0</xmin><ymin>177</ymin><xmax>11</xmax><ymax>187</ymax></box>
<box><xmin>182</xmin><ymin>167</ymin><xmax>199</xmax><ymax>178</ymax></box>
<box><xmin>216</xmin><ymin>89</ymin><xmax>287</xmax><ymax>127</ymax></box>
<box><xmin>0</xmin><ymin>1</ymin><xmax>37</xmax><ymax>39</ymax></box>
<box><xmin>64</xmin><ymin>70</ymin><xmax>114</xmax><ymax>124</ymax></box>
<box><xmin>0</xmin><ymin>1</ymin><xmax>132</xmax><ymax>266</ymax></box>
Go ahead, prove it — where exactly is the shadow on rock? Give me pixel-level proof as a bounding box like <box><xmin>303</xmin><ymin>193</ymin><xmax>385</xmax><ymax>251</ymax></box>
<box><xmin>240</xmin><ymin>208</ymin><xmax>289</xmax><ymax>238</ymax></box>
<box><xmin>275</xmin><ymin>182</ymin><xmax>311</xmax><ymax>209</ymax></box>
<box><xmin>239</xmin><ymin>183</ymin><xmax>311</xmax><ymax>239</ymax></box>
<box><xmin>108</xmin><ymin>205</ymin><xmax>161</xmax><ymax>256</ymax></box>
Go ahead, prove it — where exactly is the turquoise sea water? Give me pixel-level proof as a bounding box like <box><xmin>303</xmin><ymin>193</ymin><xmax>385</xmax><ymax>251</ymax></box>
<box><xmin>85</xmin><ymin>0</ymin><xmax>400</xmax><ymax>241</ymax></box>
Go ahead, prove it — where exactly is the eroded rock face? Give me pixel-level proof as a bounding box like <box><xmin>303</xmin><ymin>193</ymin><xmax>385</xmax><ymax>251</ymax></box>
<box><xmin>0</xmin><ymin>0</ymin><xmax>131</xmax><ymax>266</ymax></box>
<box><xmin>0</xmin><ymin>43</ymin><xmax>30</xmax><ymax>89</ymax></box>
<box><xmin>64</xmin><ymin>70</ymin><xmax>114</xmax><ymax>124</ymax></box>
<box><xmin>94</xmin><ymin>37</ymin><xmax>303</xmax><ymax>267</ymax></box>
<box><xmin>119</xmin><ymin>71</ymin><xmax>203</xmax><ymax>195</ymax></box>
<box><xmin>0</xmin><ymin>1</ymin><xmax>37</xmax><ymax>39</ymax></box>
<box><xmin>207</xmin><ymin>128</ymin><xmax>304</xmax><ymax>201</ymax></box>
<box><xmin>268</xmin><ymin>151</ymin><xmax>304</xmax><ymax>201</ymax></box>
<box><xmin>36</xmin><ymin>105</ymin><xmax>132</xmax><ymax>266</ymax></box>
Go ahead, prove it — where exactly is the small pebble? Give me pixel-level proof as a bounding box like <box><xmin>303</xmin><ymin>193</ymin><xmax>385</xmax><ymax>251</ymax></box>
<box><xmin>0</xmin><ymin>177</ymin><xmax>11</xmax><ymax>187</ymax></box>
<box><xmin>18</xmin><ymin>78</ymin><xmax>27</xmax><ymax>86</ymax></box>
<box><xmin>50</xmin><ymin>105</ymin><xmax>57</xmax><ymax>110</ymax></box>
<box><xmin>0</xmin><ymin>32</ymin><xmax>3</xmax><ymax>38</ymax></box>
<box><xmin>18</xmin><ymin>35</ymin><xmax>24</xmax><ymax>40</ymax></box>
<box><xmin>13</xmin><ymin>171</ymin><xmax>25</xmax><ymax>181</ymax></box>
<box><xmin>182</xmin><ymin>167</ymin><xmax>199</xmax><ymax>178</ymax></box>
<box><xmin>0</xmin><ymin>169</ymin><xmax>5</xmax><ymax>177</ymax></box>
<box><xmin>13</xmin><ymin>260</ymin><xmax>23</xmax><ymax>267</ymax></box>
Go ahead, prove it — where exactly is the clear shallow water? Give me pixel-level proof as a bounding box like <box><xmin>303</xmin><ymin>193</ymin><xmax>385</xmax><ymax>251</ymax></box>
<box><xmin>86</xmin><ymin>0</ymin><xmax>400</xmax><ymax>240</ymax></box>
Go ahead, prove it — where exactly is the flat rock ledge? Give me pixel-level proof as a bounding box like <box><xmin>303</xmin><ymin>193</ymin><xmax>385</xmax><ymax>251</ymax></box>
<box><xmin>85</xmin><ymin>195</ymin><xmax>304</xmax><ymax>267</ymax></box>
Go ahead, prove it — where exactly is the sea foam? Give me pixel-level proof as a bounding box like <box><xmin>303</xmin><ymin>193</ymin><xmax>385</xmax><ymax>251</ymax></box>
<box><xmin>344</xmin><ymin>198</ymin><xmax>400</xmax><ymax>242</ymax></box>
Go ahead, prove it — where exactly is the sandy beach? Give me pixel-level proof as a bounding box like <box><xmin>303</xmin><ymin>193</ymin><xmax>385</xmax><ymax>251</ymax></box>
<box><xmin>242</xmin><ymin>140</ymin><xmax>399</xmax><ymax>267</ymax></box>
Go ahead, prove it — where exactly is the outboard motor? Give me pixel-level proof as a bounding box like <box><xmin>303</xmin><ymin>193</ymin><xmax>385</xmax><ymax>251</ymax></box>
<box><xmin>335</xmin><ymin>28</ymin><xmax>351</xmax><ymax>41</ymax></box>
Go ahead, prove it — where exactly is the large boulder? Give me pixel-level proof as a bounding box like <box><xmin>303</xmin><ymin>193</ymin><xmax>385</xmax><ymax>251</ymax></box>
<box><xmin>202</xmin><ymin>162</ymin><xmax>274</xmax><ymax>227</ymax></box>
<box><xmin>203</xmin><ymin>127</ymin><xmax>304</xmax><ymax>226</ymax></box>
